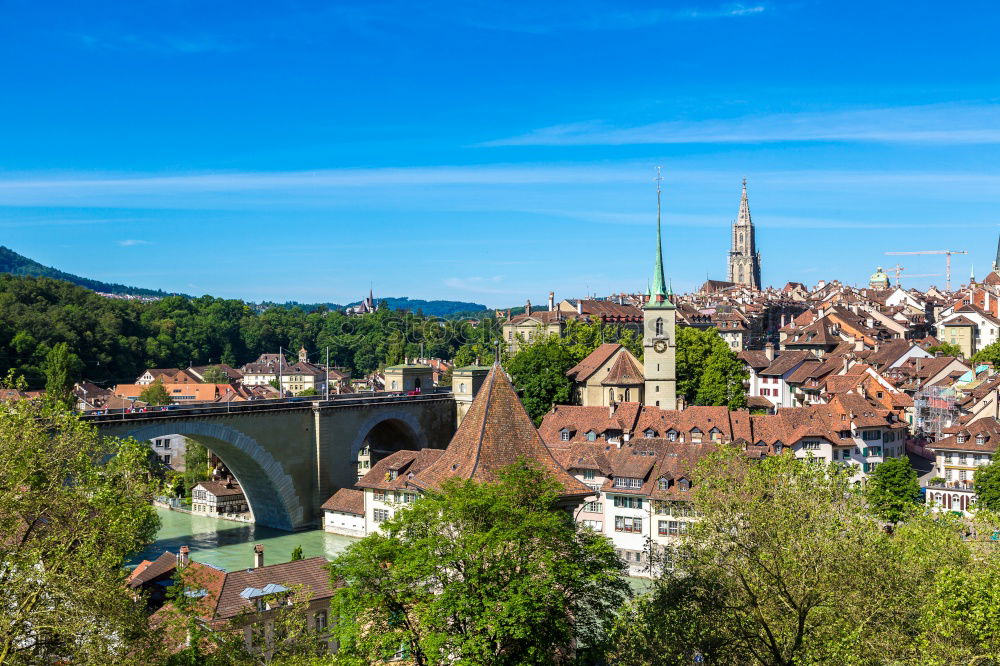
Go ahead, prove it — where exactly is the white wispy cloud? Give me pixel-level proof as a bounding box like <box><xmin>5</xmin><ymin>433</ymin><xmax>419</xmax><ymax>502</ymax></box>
<box><xmin>76</xmin><ymin>32</ymin><xmax>237</xmax><ymax>54</ymax></box>
<box><xmin>117</xmin><ymin>239</ymin><xmax>151</xmax><ymax>247</ymax></box>
<box><xmin>1</xmin><ymin>164</ymin><xmax>999</xmax><ymax>210</ymax></box>
<box><xmin>481</xmin><ymin>103</ymin><xmax>1000</xmax><ymax>146</ymax></box>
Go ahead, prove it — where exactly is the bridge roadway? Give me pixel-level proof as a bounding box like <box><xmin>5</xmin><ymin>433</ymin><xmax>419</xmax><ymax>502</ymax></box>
<box><xmin>85</xmin><ymin>390</ymin><xmax>457</xmax><ymax>531</ymax></box>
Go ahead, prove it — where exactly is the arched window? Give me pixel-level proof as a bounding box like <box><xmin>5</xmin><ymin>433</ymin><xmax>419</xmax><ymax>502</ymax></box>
<box><xmin>459</xmin><ymin>383</ymin><xmax>466</xmax><ymax>393</ymax></box>
<box><xmin>625</xmin><ymin>388</ymin><xmax>631</xmax><ymax>401</ymax></box>
<box><xmin>655</xmin><ymin>318</ymin><xmax>664</xmax><ymax>336</ymax></box>
<box><xmin>609</xmin><ymin>388</ymin><xmax>615</xmax><ymax>403</ymax></box>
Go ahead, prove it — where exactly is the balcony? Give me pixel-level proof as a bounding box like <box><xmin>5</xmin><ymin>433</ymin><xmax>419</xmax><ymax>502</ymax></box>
<box><xmin>926</xmin><ymin>481</ymin><xmax>975</xmax><ymax>491</ymax></box>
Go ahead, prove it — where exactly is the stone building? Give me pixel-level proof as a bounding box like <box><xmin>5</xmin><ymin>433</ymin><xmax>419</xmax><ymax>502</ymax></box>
<box><xmin>727</xmin><ymin>179</ymin><xmax>762</xmax><ymax>290</ymax></box>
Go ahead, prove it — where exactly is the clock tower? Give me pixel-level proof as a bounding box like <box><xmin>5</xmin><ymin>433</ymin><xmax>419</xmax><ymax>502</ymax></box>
<box><xmin>643</xmin><ymin>168</ymin><xmax>678</xmax><ymax>410</ymax></box>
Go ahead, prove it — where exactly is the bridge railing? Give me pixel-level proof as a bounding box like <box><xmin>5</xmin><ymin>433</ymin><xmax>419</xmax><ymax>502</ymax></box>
<box><xmin>81</xmin><ymin>387</ymin><xmax>454</xmax><ymax>424</ymax></box>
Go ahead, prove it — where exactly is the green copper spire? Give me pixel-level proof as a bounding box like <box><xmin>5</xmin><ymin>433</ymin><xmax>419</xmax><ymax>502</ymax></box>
<box><xmin>994</xmin><ymin>233</ymin><xmax>1000</xmax><ymax>272</ymax></box>
<box><xmin>646</xmin><ymin>167</ymin><xmax>674</xmax><ymax>310</ymax></box>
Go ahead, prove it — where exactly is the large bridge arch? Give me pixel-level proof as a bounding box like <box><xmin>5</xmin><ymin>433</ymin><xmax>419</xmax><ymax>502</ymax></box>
<box><xmin>123</xmin><ymin>421</ymin><xmax>302</xmax><ymax>531</ymax></box>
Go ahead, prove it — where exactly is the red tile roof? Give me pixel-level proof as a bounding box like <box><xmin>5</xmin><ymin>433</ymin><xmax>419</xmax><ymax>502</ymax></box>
<box><xmin>321</xmin><ymin>488</ymin><xmax>364</xmax><ymax>515</ymax></box>
<box><xmin>408</xmin><ymin>365</ymin><xmax>592</xmax><ymax>499</ymax></box>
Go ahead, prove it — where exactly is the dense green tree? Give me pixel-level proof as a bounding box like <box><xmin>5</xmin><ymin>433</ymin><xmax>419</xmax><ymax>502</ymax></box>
<box><xmin>973</xmin><ymin>340</ymin><xmax>1000</xmax><ymax>366</ymax></box>
<box><xmin>503</xmin><ymin>335</ymin><xmax>578</xmax><ymax>424</ymax></box>
<box><xmin>42</xmin><ymin>341</ymin><xmax>83</xmax><ymax>404</ymax></box>
<box><xmin>181</xmin><ymin>440</ymin><xmax>211</xmax><ymax>494</ymax></box>
<box><xmin>199</xmin><ymin>365</ymin><xmax>230</xmax><ymax>384</ymax></box>
<box><xmin>694</xmin><ymin>336</ymin><xmax>748</xmax><ymax>409</ymax></box>
<box><xmin>865</xmin><ymin>456</ymin><xmax>921</xmax><ymax>522</ymax></box>
<box><xmin>675</xmin><ymin>326</ymin><xmax>715</xmax><ymax>404</ymax></box>
<box><xmin>297</xmin><ymin>387</ymin><xmax>318</xmax><ymax>397</ymax></box>
<box><xmin>290</xmin><ymin>545</ymin><xmax>304</xmax><ymax>561</ymax></box>
<box><xmin>0</xmin><ymin>381</ymin><xmax>161</xmax><ymax>664</ymax></box>
<box><xmin>328</xmin><ymin>461</ymin><xmax>629</xmax><ymax>666</ymax></box>
<box><xmin>974</xmin><ymin>460</ymin><xmax>1000</xmax><ymax>511</ymax></box>
<box><xmin>605</xmin><ymin>448</ymin><xmax>970</xmax><ymax>666</ymax></box>
<box><xmin>927</xmin><ymin>341</ymin><xmax>962</xmax><ymax>357</ymax></box>
<box><xmin>139</xmin><ymin>378</ymin><xmax>172</xmax><ymax>406</ymax></box>
<box><xmin>917</xmin><ymin>550</ymin><xmax>1000</xmax><ymax>664</ymax></box>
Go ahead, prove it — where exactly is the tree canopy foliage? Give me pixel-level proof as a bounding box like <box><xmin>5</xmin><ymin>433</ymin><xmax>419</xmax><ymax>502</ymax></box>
<box><xmin>0</xmin><ymin>380</ymin><xmax>161</xmax><ymax>664</ymax></box>
<box><xmin>139</xmin><ymin>378</ymin><xmax>172</xmax><ymax>406</ymax></box>
<box><xmin>974</xmin><ymin>460</ymin><xmax>1000</xmax><ymax>512</ymax></box>
<box><xmin>676</xmin><ymin>326</ymin><xmax>748</xmax><ymax>409</ymax></box>
<box><xmin>605</xmin><ymin>448</ymin><xmax>989</xmax><ymax>666</ymax></box>
<box><xmin>328</xmin><ymin>462</ymin><xmax>629</xmax><ymax>665</ymax></box>
<box><xmin>973</xmin><ymin>340</ymin><xmax>1000</xmax><ymax>366</ymax></box>
<box><xmin>926</xmin><ymin>341</ymin><xmax>962</xmax><ymax>358</ymax></box>
<box><xmin>865</xmin><ymin>456</ymin><xmax>921</xmax><ymax>522</ymax></box>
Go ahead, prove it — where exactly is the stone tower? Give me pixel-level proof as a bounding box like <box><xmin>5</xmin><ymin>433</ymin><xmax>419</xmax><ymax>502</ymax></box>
<box><xmin>643</xmin><ymin>171</ymin><xmax>678</xmax><ymax>410</ymax></box>
<box><xmin>727</xmin><ymin>178</ymin><xmax>761</xmax><ymax>289</ymax></box>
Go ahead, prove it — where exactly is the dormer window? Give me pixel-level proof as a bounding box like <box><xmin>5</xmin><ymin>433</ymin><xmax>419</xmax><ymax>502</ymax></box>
<box><xmin>657</xmin><ymin>477</ymin><xmax>670</xmax><ymax>490</ymax></box>
<box><xmin>678</xmin><ymin>479</ymin><xmax>690</xmax><ymax>492</ymax></box>
<box><xmin>614</xmin><ymin>477</ymin><xmax>643</xmax><ymax>489</ymax></box>
<box><xmin>957</xmin><ymin>434</ymin><xmax>967</xmax><ymax>444</ymax></box>
<box><xmin>586</xmin><ymin>431</ymin><xmax>597</xmax><ymax>442</ymax></box>
<box><xmin>560</xmin><ymin>428</ymin><xmax>571</xmax><ymax>442</ymax></box>
<box><xmin>667</xmin><ymin>430</ymin><xmax>678</xmax><ymax>441</ymax></box>
<box><xmin>388</xmin><ymin>470</ymin><xmax>398</xmax><ymax>480</ymax></box>
<box><xmin>977</xmin><ymin>434</ymin><xmax>986</xmax><ymax>446</ymax></box>
<box><xmin>644</xmin><ymin>429</ymin><xmax>656</xmax><ymax>438</ymax></box>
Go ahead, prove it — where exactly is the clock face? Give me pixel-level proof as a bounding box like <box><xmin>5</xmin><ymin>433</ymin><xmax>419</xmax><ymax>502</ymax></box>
<box><xmin>653</xmin><ymin>339</ymin><xmax>668</xmax><ymax>353</ymax></box>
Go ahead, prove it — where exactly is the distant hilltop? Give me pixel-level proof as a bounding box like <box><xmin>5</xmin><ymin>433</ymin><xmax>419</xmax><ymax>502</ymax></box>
<box><xmin>262</xmin><ymin>297</ymin><xmax>489</xmax><ymax>318</ymax></box>
<box><xmin>0</xmin><ymin>246</ymin><xmax>488</xmax><ymax>316</ymax></box>
<box><xmin>0</xmin><ymin>246</ymin><xmax>180</xmax><ymax>298</ymax></box>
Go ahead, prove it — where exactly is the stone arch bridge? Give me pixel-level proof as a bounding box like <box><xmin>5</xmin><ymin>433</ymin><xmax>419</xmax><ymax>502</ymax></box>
<box><xmin>88</xmin><ymin>393</ymin><xmax>456</xmax><ymax>531</ymax></box>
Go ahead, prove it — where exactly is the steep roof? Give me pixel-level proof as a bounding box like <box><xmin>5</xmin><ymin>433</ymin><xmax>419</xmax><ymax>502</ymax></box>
<box><xmin>321</xmin><ymin>488</ymin><xmax>364</xmax><ymax>515</ymax></box>
<box><xmin>601</xmin><ymin>351</ymin><xmax>644</xmax><ymax>386</ymax></box>
<box><xmin>566</xmin><ymin>343</ymin><xmax>621</xmax><ymax>382</ymax></box>
<box><xmin>408</xmin><ymin>365</ymin><xmax>592</xmax><ymax>499</ymax></box>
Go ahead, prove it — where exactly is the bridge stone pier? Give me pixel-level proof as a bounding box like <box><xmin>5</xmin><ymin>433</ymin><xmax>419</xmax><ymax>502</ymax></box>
<box><xmin>91</xmin><ymin>394</ymin><xmax>456</xmax><ymax>531</ymax></box>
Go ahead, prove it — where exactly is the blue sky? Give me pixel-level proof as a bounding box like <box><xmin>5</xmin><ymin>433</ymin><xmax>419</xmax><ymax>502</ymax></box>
<box><xmin>1</xmin><ymin>0</ymin><xmax>999</xmax><ymax>307</ymax></box>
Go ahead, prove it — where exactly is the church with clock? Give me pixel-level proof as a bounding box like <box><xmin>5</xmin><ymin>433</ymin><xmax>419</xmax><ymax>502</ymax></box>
<box><xmin>642</xmin><ymin>175</ymin><xmax>678</xmax><ymax>410</ymax></box>
<box><xmin>561</xmin><ymin>171</ymin><xmax>679</xmax><ymax>411</ymax></box>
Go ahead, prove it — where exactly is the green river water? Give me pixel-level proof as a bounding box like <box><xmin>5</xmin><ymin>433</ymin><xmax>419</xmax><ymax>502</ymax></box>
<box><xmin>132</xmin><ymin>507</ymin><xmax>358</xmax><ymax>571</ymax></box>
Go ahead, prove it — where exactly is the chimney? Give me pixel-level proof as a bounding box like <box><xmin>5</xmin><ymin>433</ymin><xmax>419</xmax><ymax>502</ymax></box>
<box><xmin>609</xmin><ymin>401</ymin><xmax>617</xmax><ymax>417</ymax></box>
<box><xmin>577</xmin><ymin>300</ymin><xmax>583</xmax><ymax>315</ymax></box>
<box><xmin>765</xmin><ymin>342</ymin><xmax>775</xmax><ymax>361</ymax></box>
<box><xmin>843</xmin><ymin>355</ymin><xmax>850</xmax><ymax>374</ymax></box>
<box><xmin>526</xmin><ymin>299</ymin><xmax>532</xmax><ymax>316</ymax></box>
<box><xmin>178</xmin><ymin>545</ymin><xmax>190</xmax><ymax>567</ymax></box>
<box><xmin>854</xmin><ymin>336</ymin><xmax>865</xmax><ymax>352</ymax></box>
<box><xmin>548</xmin><ymin>291</ymin><xmax>555</xmax><ymax>312</ymax></box>
<box><xmin>253</xmin><ymin>544</ymin><xmax>264</xmax><ymax>569</ymax></box>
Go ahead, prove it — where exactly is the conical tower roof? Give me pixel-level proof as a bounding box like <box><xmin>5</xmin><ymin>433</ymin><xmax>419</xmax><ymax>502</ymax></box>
<box><xmin>737</xmin><ymin>177</ymin><xmax>752</xmax><ymax>226</ymax></box>
<box><xmin>409</xmin><ymin>365</ymin><xmax>591</xmax><ymax>499</ymax></box>
<box><xmin>646</xmin><ymin>171</ymin><xmax>674</xmax><ymax>310</ymax></box>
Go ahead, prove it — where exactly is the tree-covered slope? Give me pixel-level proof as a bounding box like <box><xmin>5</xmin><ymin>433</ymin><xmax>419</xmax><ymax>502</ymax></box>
<box><xmin>0</xmin><ymin>246</ymin><xmax>176</xmax><ymax>297</ymax></box>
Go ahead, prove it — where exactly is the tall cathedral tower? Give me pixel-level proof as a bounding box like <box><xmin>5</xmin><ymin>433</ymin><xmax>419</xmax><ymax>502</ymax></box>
<box><xmin>643</xmin><ymin>169</ymin><xmax>678</xmax><ymax>410</ymax></box>
<box><xmin>727</xmin><ymin>178</ymin><xmax>761</xmax><ymax>289</ymax></box>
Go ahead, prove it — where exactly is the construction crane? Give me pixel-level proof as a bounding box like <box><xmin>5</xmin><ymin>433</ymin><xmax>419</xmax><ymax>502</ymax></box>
<box><xmin>885</xmin><ymin>250</ymin><xmax>968</xmax><ymax>291</ymax></box>
<box><xmin>887</xmin><ymin>264</ymin><xmax>944</xmax><ymax>287</ymax></box>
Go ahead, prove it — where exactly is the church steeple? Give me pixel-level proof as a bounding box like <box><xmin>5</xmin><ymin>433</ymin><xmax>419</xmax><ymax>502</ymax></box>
<box><xmin>737</xmin><ymin>177</ymin><xmax>751</xmax><ymax>226</ymax></box>
<box><xmin>647</xmin><ymin>167</ymin><xmax>673</xmax><ymax>310</ymax></box>
<box><xmin>728</xmin><ymin>177</ymin><xmax>762</xmax><ymax>290</ymax></box>
<box><xmin>642</xmin><ymin>167</ymin><xmax>678</xmax><ymax>410</ymax></box>
<box><xmin>994</xmin><ymin>233</ymin><xmax>1000</xmax><ymax>272</ymax></box>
